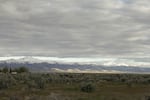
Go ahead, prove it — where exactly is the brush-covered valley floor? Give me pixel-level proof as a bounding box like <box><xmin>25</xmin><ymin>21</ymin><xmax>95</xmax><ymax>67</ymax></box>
<box><xmin>0</xmin><ymin>73</ymin><xmax>150</xmax><ymax>100</ymax></box>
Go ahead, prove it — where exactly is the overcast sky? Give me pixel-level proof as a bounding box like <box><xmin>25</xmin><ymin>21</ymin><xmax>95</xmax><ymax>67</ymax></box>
<box><xmin>0</xmin><ymin>0</ymin><xmax>150</xmax><ymax>59</ymax></box>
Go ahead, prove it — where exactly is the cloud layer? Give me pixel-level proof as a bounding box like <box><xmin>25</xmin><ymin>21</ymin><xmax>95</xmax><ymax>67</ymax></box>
<box><xmin>0</xmin><ymin>0</ymin><xmax>150</xmax><ymax>59</ymax></box>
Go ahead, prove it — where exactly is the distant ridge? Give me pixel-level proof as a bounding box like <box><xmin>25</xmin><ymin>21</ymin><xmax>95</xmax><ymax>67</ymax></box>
<box><xmin>0</xmin><ymin>56</ymin><xmax>150</xmax><ymax>73</ymax></box>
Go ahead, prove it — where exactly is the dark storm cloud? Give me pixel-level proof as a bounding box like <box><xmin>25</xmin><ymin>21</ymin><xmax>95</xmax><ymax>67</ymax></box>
<box><xmin>0</xmin><ymin>0</ymin><xmax>150</xmax><ymax>58</ymax></box>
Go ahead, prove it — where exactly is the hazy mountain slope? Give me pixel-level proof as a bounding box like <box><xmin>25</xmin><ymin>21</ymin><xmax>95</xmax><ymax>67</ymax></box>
<box><xmin>0</xmin><ymin>56</ymin><xmax>150</xmax><ymax>73</ymax></box>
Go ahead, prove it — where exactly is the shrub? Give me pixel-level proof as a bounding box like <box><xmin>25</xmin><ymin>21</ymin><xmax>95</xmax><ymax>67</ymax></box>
<box><xmin>145</xmin><ymin>96</ymin><xmax>150</xmax><ymax>100</ymax></box>
<box><xmin>9</xmin><ymin>96</ymin><xmax>20</xmax><ymax>100</ymax></box>
<box><xmin>17</xmin><ymin>67</ymin><xmax>29</xmax><ymax>73</ymax></box>
<box><xmin>0</xmin><ymin>74</ymin><xmax>17</xmax><ymax>90</ymax></box>
<box><xmin>36</xmin><ymin>79</ymin><xmax>46</xmax><ymax>89</ymax></box>
<box><xmin>2</xmin><ymin>67</ymin><xmax>9</xmax><ymax>73</ymax></box>
<box><xmin>26</xmin><ymin>80</ymin><xmax>37</xmax><ymax>89</ymax></box>
<box><xmin>0</xmin><ymin>79</ymin><xmax>9</xmax><ymax>89</ymax></box>
<box><xmin>80</xmin><ymin>82</ymin><xmax>95</xmax><ymax>93</ymax></box>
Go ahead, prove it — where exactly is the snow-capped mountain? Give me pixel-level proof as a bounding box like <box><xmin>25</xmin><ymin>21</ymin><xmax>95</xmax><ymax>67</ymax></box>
<box><xmin>0</xmin><ymin>56</ymin><xmax>60</xmax><ymax>64</ymax></box>
<box><xmin>0</xmin><ymin>56</ymin><xmax>150</xmax><ymax>73</ymax></box>
<box><xmin>0</xmin><ymin>56</ymin><xmax>45</xmax><ymax>64</ymax></box>
<box><xmin>1</xmin><ymin>56</ymin><xmax>150</xmax><ymax>67</ymax></box>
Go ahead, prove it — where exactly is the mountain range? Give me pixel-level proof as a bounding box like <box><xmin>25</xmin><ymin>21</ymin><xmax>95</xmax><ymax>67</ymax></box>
<box><xmin>0</xmin><ymin>56</ymin><xmax>150</xmax><ymax>73</ymax></box>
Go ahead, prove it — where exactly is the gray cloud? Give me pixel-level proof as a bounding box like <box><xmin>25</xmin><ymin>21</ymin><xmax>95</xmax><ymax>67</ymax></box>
<box><xmin>0</xmin><ymin>0</ymin><xmax>150</xmax><ymax>58</ymax></box>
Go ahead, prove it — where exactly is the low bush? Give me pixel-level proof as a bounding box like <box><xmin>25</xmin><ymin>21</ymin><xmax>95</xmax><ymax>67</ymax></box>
<box><xmin>80</xmin><ymin>82</ymin><xmax>95</xmax><ymax>93</ymax></box>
